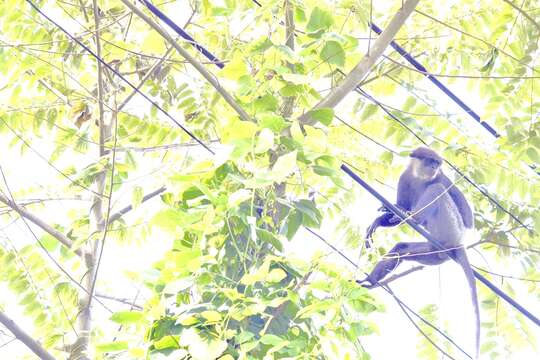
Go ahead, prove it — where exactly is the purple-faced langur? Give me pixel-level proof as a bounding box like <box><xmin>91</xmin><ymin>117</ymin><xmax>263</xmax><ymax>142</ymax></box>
<box><xmin>358</xmin><ymin>147</ymin><xmax>479</xmax><ymax>359</ymax></box>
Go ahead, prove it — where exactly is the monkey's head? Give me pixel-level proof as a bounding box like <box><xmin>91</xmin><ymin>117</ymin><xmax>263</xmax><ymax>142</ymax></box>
<box><xmin>409</xmin><ymin>147</ymin><xmax>443</xmax><ymax>180</ymax></box>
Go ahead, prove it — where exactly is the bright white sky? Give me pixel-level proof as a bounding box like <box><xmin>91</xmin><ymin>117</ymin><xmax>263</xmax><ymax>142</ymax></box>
<box><xmin>0</xmin><ymin>1</ymin><xmax>538</xmax><ymax>359</ymax></box>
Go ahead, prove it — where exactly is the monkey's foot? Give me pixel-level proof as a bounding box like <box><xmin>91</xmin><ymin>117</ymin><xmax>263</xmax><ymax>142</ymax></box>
<box><xmin>364</xmin><ymin>238</ymin><xmax>373</xmax><ymax>249</ymax></box>
<box><xmin>355</xmin><ymin>278</ymin><xmax>375</xmax><ymax>289</ymax></box>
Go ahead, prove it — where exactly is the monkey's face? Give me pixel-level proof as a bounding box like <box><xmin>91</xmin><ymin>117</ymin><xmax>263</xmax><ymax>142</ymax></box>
<box><xmin>411</xmin><ymin>157</ymin><xmax>441</xmax><ymax>180</ymax></box>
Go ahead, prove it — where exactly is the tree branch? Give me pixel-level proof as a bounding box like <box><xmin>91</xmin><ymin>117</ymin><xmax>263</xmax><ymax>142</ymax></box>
<box><xmin>363</xmin><ymin>266</ymin><xmax>425</xmax><ymax>289</ymax></box>
<box><xmin>71</xmin><ymin>3</ymin><xmax>111</xmax><ymax>359</ymax></box>
<box><xmin>415</xmin><ymin>9</ymin><xmax>540</xmax><ymax>74</ymax></box>
<box><xmin>0</xmin><ymin>311</ymin><xmax>56</xmax><ymax>360</ymax></box>
<box><xmin>0</xmin><ymin>193</ymin><xmax>80</xmax><ymax>256</ymax></box>
<box><xmin>502</xmin><ymin>0</ymin><xmax>540</xmax><ymax>33</ymax></box>
<box><xmin>280</xmin><ymin>0</ymin><xmax>296</xmax><ymax>118</ymax></box>
<box><xmin>298</xmin><ymin>0</ymin><xmax>420</xmax><ymax>125</ymax></box>
<box><xmin>120</xmin><ymin>0</ymin><xmax>251</xmax><ymax>122</ymax></box>
<box><xmin>386</xmin><ymin>287</ymin><xmax>458</xmax><ymax>360</ymax></box>
<box><xmin>118</xmin><ymin>46</ymin><xmax>174</xmax><ymax>112</ymax></box>
<box><xmin>109</xmin><ymin>186</ymin><xmax>166</xmax><ymax>223</ymax></box>
<box><xmin>95</xmin><ymin>292</ymin><xmax>143</xmax><ymax>310</ymax></box>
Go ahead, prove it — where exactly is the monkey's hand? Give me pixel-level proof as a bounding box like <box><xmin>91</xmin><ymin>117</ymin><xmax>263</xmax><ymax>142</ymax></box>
<box><xmin>365</xmin><ymin>212</ymin><xmax>401</xmax><ymax>243</ymax></box>
<box><xmin>377</xmin><ymin>205</ymin><xmax>391</xmax><ymax>212</ymax></box>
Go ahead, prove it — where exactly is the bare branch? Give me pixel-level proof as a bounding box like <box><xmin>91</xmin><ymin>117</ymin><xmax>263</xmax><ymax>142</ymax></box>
<box><xmin>120</xmin><ymin>0</ymin><xmax>251</xmax><ymax>122</ymax></box>
<box><xmin>472</xmin><ymin>265</ymin><xmax>540</xmax><ymax>282</ymax></box>
<box><xmin>0</xmin><ymin>311</ymin><xmax>56</xmax><ymax>360</ymax></box>
<box><xmin>298</xmin><ymin>0</ymin><xmax>420</xmax><ymax>125</ymax></box>
<box><xmin>502</xmin><ymin>0</ymin><xmax>540</xmax><ymax>33</ymax></box>
<box><xmin>95</xmin><ymin>292</ymin><xmax>143</xmax><ymax>310</ymax></box>
<box><xmin>109</xmin><ymin>186</ymin><xmax>166</xmax><ymax>223</ymax></box>
<box><xmin>71</xmin><ymin>3</ymin><xmax>112</xmax><ymax>359</ymax></box>
<box><xmin>94</xmin><ymin>0</ymin><xmax>106</xmax><ymax>157</ymax></box>
<box><xmin>386</xmin><ymin>287</ymin><xmax>459</xmax><ymax>360</ymax></box>
<box><xmin>0</xmin><ymin>193</ymin><xmax>81</xmax><ymax>256</ymax></box>
<box><xmin>383</xmin><ymin>54</ymin><xmax>540</xmax><ymax>79</ymax></box>
<box><xmin>280</xmin><ymin>0</ymin><xmax>296</xmax><ymax>119</ymax></box>
<box><xmin>115</xmin><ymin>140</ymin><xmax>220</xmax><ymax>153</ymax></box>
<box><xmin>118</xmin><ymin>46</ymin><xmax>174</xmax><ymax>112</ymax></box>
<box><xmin>364</xmin><ymin>266</ymin><xmax>425</xmax><ymax>289</ymax></box>
<box><xmin>415</xmin><ymin>9</ymin><xmax>539</xmax><ymax>74</ymax></box>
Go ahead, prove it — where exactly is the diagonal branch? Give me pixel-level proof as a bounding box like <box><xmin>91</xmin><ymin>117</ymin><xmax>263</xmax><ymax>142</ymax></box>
<box><xmin>415</xmin><ymin>9</ymin><xmax>540</xmax><ymax>74</ymax></box>
<box><xmin>363</xmin><ymin>266</ymin><xmax>425</xmax><ymax>289</ymax></box>
<box><xmin>0</xmin><ymin>193</ymin><xmax>81</xmax><ymax>256</ymax></box>
<box><xmin>502</xmin><ymin>0</ymin><xmax>540</xmax><ymax>33</ymax></box>
<box><xmin>95</xmin><ymin>292</ymin><xmax>143</xmax><ymax>310</ymax></box>
<box><xmin>109</xmin><ymin>186</ymin><xmax>166</xmax><ymax>223</ymax></box>
<box><xmin>0</xmin><ymin>311</ymin><xmax>56</xmax><ymax>360</ymax></box>
<box><xmin>120</xmin><ymin>0</ymin><xmax>251</xmax><ymax>122</ymax></box>
<box><xmin>118</xmin><ymin>46</ymin><xmax>174</xmax><ymax>112</ymax></box>
<box><xmin>298</xmin><ymin>0</ymin><xmax>420</xmax><ymax>125</ymax></box>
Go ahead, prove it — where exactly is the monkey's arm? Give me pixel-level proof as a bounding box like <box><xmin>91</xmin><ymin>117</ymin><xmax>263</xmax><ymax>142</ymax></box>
<box><xmin>364</xmin><ymin>206</ymin><xmax>411</xmax><ymax>246</ymax></box>
<box><xmin>396</xmin><ymin>172</ymin><xmax>412</xmax><ymax>210</ymax></box>
<box><xmin>365</xmin><ymin>173</ymin><xmax>412</xmax><ymax>243</ymax></box>
<box><xmin>441</xmin><ymin>175</ymin><xmax>474</xmax><ymax>228</ymax></box>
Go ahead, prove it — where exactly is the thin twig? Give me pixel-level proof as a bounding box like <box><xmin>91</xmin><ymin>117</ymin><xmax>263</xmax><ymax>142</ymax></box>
<box><xmin>120</xmin><ymin>0</ymin><xmax>251</xmax><ymax>122</ymax></box>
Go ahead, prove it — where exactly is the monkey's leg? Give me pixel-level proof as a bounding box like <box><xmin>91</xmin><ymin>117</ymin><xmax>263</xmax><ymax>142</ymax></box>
<box><xmin>358</xmin><ymin>242</ymin><xmax>450</xmax><ymax>288</ymax></box>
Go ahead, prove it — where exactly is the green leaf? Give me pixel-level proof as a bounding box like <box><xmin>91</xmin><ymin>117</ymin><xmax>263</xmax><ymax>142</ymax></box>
<box><xmin>281</xmin><ymin>73</ymin><xmax>311</xmax><ymax>84</ymax></box>
<box><xmin>312</xmin><ymin>165</ymin><xmax>335</xmax><ymax>177</ymax></box>
<box><xmin>279</xmin><ymin>84</ymin><xmax>304</xmax><ymax>97</ymax></box>
<box><xmin>320</xmin><ymin>41</ymin><xmax>345</xmax><ymax>67</ymax></box>
<box><xmin>238</xmin><ymin>74</ymin><xmax>256</xmax><ymax>96</ymax></box>
<box><xmin>181</xmin><ymin>328</ymin><xmax>227</xmax><ymax>360</ymax></box>
<box><xmin>283</xmin><ymin>209</ymin><xmax>302</xmax><ymax>240</ymax></box>
<box><xmin>110</xmin><ymin>311</ymin><xmax>144</xmax><ymax>325</ymax></box>
<box><xmin>153</xmin><ymin>335</ymin><xmax>181</xmax><ymax>350</ymax></box>
<box><xmin>220</xmin><ymin>53</ymin><xmax>248</xmax><ymax>79</ymax></box>
<box><xmin>254</xmin><ymin>128</ymin><xmax>274</xmax><ymax>153</ymax></box>
<box><xmin>96</xmin><ymin>341</ymin><xmax>128</xmax><ymax>353</ymax></box>
<box><xmin>296</xmin><ymin>299</ymin><xmax>334</xmax><ymax>318</ymax></box>
<box><xmin>40</xmin><ymin>233</ymin><xmax>59</xmax><ymax>252</ymax></box>
<box><xmin>258</xmin><ymin>113</ymin><xmax>287</xmax><ymax>133</ymax></box>
<box><xmin>361</xmin><ymin>104</ymin><xmax>378</xmax><ymax>120</ymax></box>
<box><xmin>141</xmin><ymin>32</ymin><xmax>165</xmax><ymax>53</ymax></box>
<box><xmin>152</xmin><ymin>209</ymin><xmax>204</xmax><ymax>233</ymax></box>
<box><xmin>228</xmin><ymin>189</ymin><xmax>251</xmax><ymax>208</ymax></box>
<box><xmin>294</xmin><ymin>199</ymin><xmax>322</xmax><ymax>228</ymax></box>
<box><xmin>305</xmin><ymin>108</ymin><xmax>334</xmax><ymax>126</ymax></box>
<box><xmin>306</xmin><ymin>7</ymin><xmax>334</xmax><ymax>33</ymax></box>
<box><xmin>250</xmin><ymin>37</ymin><xmax>273</xmax><ymax>54</ymax></box>
<box><xmin>132</xmin><ymin>186</ymin><xmax>143</xmax><ymax>209</ymax></box>
<box><xmin>152</xmin><ymin>209</ymin><xmax>182</xmax><ymax>232</ymax></box>
<box><xmin>201</xmin><ymin>310</ymin><xmax>222</xmax><ymax>322</ymax></box>
<box><xmin>254</xmin><ymin>94</ymin><xmax>279</xmax><ymax>112</ymax></box>
<box><xmin>260</xmin><ymin>334</ymin><xmax>286</xmax><ymax>346</ymax></box>
<box><xmin>168</xmin><ymin>249</ymin><xmax>203</xmax><ymax>271</ymax></box>
<box><xmin>267</xmin><ymin>268</ymin><xmax>287</xmax><ymax>282</ymax></box>
<box><xmin>256</xmin><ymin>229</ymin><xmax>283</xmax><ymax>251</ymax></box>
<box><xmin>271</xmin><ymin>150</ymin><xmax>298</xmax><ymax>182</ymax></box>
<box><xmin>479</xmin><ymin>48</ymin><xmax>498</xmax><ymax>73</ymax></box>
<box><xmin>526</xmin><ymin>147</ymin><xmax>540</xmax><ymax>163</ymax></box>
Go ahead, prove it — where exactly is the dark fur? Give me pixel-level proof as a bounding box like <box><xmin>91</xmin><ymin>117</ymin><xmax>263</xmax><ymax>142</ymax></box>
<box><xmin>361</xmin><ymin>147</ymin><xmax>480</xmax><ymax>359</ymax></box>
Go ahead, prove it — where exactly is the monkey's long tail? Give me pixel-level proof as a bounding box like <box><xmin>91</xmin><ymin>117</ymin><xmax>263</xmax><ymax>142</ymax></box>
<box><xmin>456</xmin><ymin>249</ymin><xmax>480</xmax><ymax>360</ymax></box>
